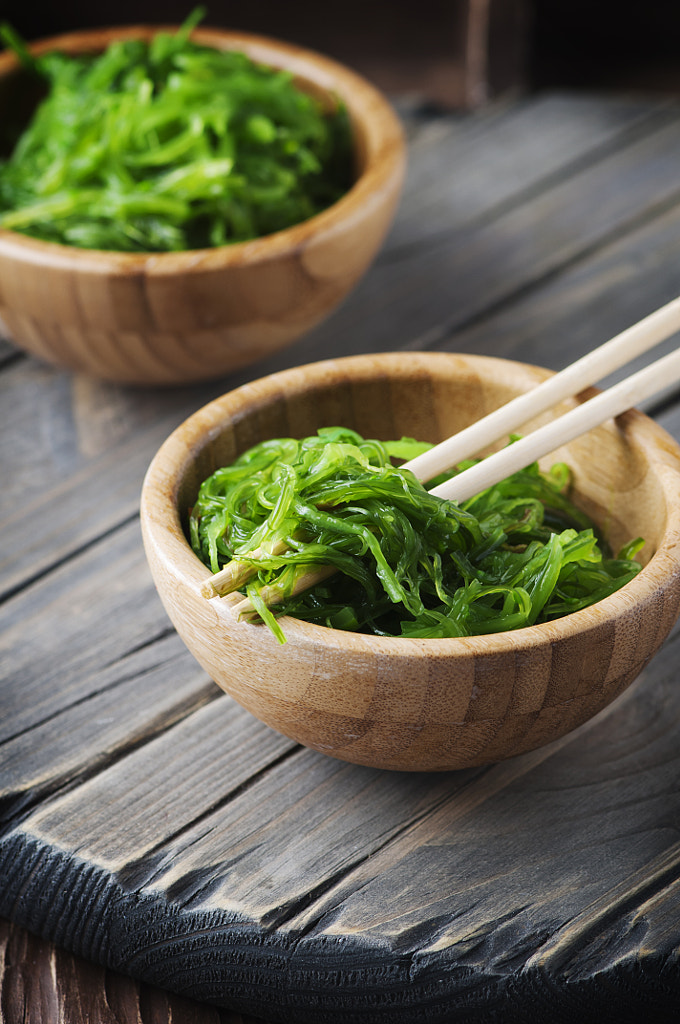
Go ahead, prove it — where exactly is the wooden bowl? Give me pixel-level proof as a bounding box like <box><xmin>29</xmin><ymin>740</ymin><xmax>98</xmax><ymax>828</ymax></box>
<box><xmin>0</xmin><ymin>27</ymin><xmax>405</xmax><ymax>385</ymax></box>
<box><xmin>140</xmin><ymin>352</ymin><xmax>680</xmax><ymax>771</ymax></box>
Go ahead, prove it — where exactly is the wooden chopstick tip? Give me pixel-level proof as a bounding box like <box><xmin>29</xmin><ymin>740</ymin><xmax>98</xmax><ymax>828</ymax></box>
<box><xmin>201</xmin><ymin>577</ymin><xmax>219</xmax><ymax>599</ymax></box>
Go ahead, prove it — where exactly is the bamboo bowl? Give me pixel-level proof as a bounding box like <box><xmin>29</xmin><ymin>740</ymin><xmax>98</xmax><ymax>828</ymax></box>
<box><xmin>141</xmin><ymin>352</ymin><xmax>680</xmax><ymax>771</ymax></box>
<box><xmin>0</xmin><ymin>26</ymin><xmax>405</xmax><ymax>385</ymax></box>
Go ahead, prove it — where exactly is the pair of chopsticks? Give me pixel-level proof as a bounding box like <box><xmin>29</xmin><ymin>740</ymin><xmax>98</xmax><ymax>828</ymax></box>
<box><xmin>203</xmin><ymin>296</ymin><xmax>680</xmax><ymax>615</ymax></box>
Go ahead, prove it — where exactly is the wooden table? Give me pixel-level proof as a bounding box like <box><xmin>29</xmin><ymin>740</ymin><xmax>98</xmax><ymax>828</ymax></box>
<box><xmin>3</xmin><ymin>90</ymin><xmax>680</xmax><ymax>1024</ymax></box>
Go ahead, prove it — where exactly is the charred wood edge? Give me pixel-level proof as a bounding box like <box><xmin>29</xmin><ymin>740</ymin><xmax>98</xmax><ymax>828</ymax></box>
<box><xmin>2</xmin><ymin>639</ymin><xmax>680</xmax><ymax>1022</ymax></box>
<box><xmin>4</xmin><ymin>631</ymin><xmax>679</xmax><ymax>1022</ymax></box>
<box><xmin>4</xmin><ymin>606</ymin><xmax>679</xmax><ymax>965</ymax></box>
<box><xmin>1</xmin><ymin>833</ymin><xmax>680</xmax><ymax>1024</ymax></box>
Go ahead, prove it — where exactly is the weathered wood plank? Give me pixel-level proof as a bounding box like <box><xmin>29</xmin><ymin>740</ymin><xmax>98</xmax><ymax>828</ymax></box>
<box><xmin>0</xmin><ymin>634</ymin><xmax>216</xmax><ymax>821</ymax></box>
<box><xmin>0</xmin><ymin>520</ymin><xmax>172</xmax><ymax>742</ymax></box>
<box><xmin>436</xmin><ymin>193</ymin><xmax>680</xmax><ymax>377</ymax></box>
<box><xmin>7</xmin><ymin>105</ymin><xmax>680</xmax><ymax>606</ymax></box>
<box><xmin>2</xmin><ymin>629</ymin><xmax>679</xmax><ymax>1022</ymax></box>
<box><xmin>1</xmin><ymin>622</ymin><xmax>678</xmax><ymax>1020</ymax></box>
<box><xmin>0</xmin><ymin>393</ymin><xmax>198</xmax><ymax>602</ymax></box>
<box><xmin>5</xmin><ymin>744</ymin><xmax>478</xmax><ymax>899</ymax></box>
<box><xmin>1</xmin><ymin>689</ymin><xmax>296</xmax><ymax>864</ymax></box>
<box><xmin>159</xmin><ymin>628</ymin><xmax>680</xmax><ymax>947</ymax></box>
<box><xmin>283</xmin><ymin>626</ymin><xmax>680</xmax><ymax>954</ymax></box>
<box><xmin>283</xmin><ymin>113</ymin><xmax>680</xmax><ymax>367</ymax></box>
<box><xmin>390</xmin><ymin>93</ymin><xmax>676</xmax><ymax>250</ymax></box>
<box><xmin>0</xmin><ymin>520</ymin><xmax>297</xmax><ymax>827</ymax></box>
<box><xmin>0</xmin><ymin>358</ymin><xmax>216</xmax><ymax>523</ymax></box>
<box><xmin>2</xmin><ymin>96</ymin><xmax>679</xmax><ymax>607</ymax></box>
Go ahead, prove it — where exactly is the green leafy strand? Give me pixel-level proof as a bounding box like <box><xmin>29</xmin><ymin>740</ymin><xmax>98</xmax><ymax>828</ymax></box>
<box><xmin>0</xmin><ymin>11</ymin><xmax>352</xmax><ymax>251</ymax></box>
<box><xmin>189</xmin><ymin>427</ymin><xmax>644</xmax><ymax>641</ymax></box>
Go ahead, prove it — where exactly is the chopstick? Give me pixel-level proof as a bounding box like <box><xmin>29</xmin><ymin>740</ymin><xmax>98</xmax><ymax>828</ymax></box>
<box><xmin>403</xmin><ymin>294</ymin><xmax>680</xmax><ymax>483</ymax></box>
<box><xmin>431</xmin><ymin>343</ymin><xmax>680</xmax><ymax>502</ymax></box>
<box><xmin>229</xmin><ymin>344</ymin><xmax>680</xmax><ymax>620</ymax></box>
<box><xmin>201</xmin><ymin>296</ymin><xmax>680</xmax><ymax>611</ymax></box>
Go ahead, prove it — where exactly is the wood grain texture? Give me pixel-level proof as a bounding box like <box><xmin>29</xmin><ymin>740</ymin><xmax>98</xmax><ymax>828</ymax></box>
<box><xmin>0</xmin><ymin>26</ymin><xmax>405</xmax><ymax>384</ymax></box>
<box><xmin>4</xmin><ymin>93</ymin><xmax>680</xmax><ymax>1022</ymax></box>
<box><xmin>390</xmin><ymin>93</ymin><xmax>675</xmax><ymax>251</ymax></box>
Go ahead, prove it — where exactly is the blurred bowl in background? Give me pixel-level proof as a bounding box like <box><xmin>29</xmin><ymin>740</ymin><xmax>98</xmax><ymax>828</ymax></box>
<box><xmin>0</xmin><ymin>25</ymin><xmax>405</xmax><ymax>385</ymax></box>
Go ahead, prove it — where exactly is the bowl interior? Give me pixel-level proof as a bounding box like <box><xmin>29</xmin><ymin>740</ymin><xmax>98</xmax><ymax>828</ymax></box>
<box><xmin>175</xmin><ymin>354</ymin><xmax>669</xmax><ymax>571</ymax></box>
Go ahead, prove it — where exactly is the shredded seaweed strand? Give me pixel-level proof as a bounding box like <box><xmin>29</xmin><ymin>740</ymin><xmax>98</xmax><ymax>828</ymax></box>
<box><xmin>190</xmin><ymin>428</ymin><xmax>643</xmax><ymax>642</ymax></box>
<box><xmin>0</xmin><ymin>13</ymin><xmax>352</xmax><ymax>251</ymax></box>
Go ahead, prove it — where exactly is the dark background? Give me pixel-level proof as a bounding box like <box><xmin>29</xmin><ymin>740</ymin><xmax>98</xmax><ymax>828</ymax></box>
<box><xmin>530</xmin><ymin>0</ymin><xmax>680</xmax><ymax>92</ymax></box>
<box><xmin>3</xmin><ymin>0</ymin><xmax>680</xmax><ymax>103</ymax></box>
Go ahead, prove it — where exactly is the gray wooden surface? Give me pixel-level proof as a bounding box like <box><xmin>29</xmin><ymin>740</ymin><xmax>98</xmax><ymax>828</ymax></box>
<box><xmin>3</xmin><ymin>91</ymin><xmax>680</xmax><ymax>1023</ymax></box>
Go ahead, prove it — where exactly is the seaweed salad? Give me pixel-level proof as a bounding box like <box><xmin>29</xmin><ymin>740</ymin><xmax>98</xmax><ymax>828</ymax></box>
<box><xmin>189</xmin><ymin>427</ymin><xmax>643</xmax><ymax>643</ymax></box>
<box><xmin>0</xmin><ymin>10</ymin><xmax>353</xmax><ymax>251</ymax></box>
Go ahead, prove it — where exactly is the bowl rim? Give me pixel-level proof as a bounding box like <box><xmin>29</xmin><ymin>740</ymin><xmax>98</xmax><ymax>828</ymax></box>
<box><xmin>140</xmin><ymin>350</ymin><xmax>680</xmax><ymax>658</ymax></box>
<box><xmin>0</xmin><ymin>23</ymin><xmax>406</xmax><ymax>273</ymax></box>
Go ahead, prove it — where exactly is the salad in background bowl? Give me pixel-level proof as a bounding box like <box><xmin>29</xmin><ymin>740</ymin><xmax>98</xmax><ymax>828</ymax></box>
<box><xmin>0</xmin><ymin>14</ymin><xmax>405</xmax><ymax>383</ymax></box>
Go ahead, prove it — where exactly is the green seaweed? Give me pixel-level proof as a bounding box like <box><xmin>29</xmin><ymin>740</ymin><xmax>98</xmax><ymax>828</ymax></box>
<box><xmin>0</xmin><ymin>11</ymin><xmax>352</xmax><ymax>251</ymax></box>
<box><xmin>189</xmin><ymin>427</ymin><xmax>643</xmax><ymax>643</ymax></box>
